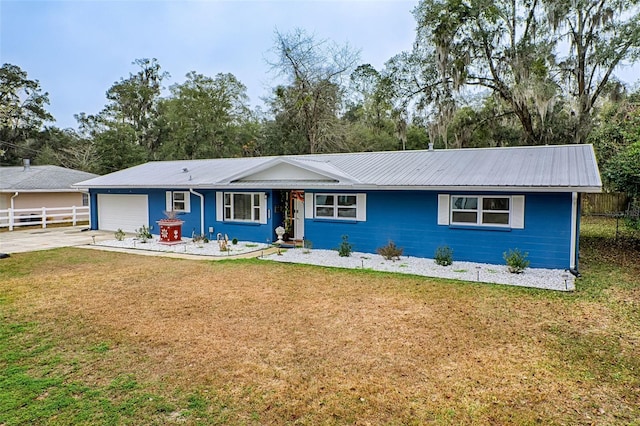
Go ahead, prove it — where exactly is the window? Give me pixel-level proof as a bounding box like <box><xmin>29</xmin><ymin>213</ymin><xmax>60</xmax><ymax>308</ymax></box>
<box><xmin>224</xmin><ymin>192</ymin><xmax>262</xmax><ymax>222</ymax></box>
<box><xmin>82</xmin><ymin>193</ymin><xmax>89</xmax><ymax>207</ymax></box>
<box><xmin>451</xmin><ymin>196</ymin><xmax>510</xmax><ymax>226</ymax></box>
<box><xmin>315</xmin><ymin>193</ymin><xmax>359</xmax><ymax>219</ymax></box>
<box><xmin>167</xmin><ymin>191</ymin><xmax>190</xmax><ymax>213</ymax></box>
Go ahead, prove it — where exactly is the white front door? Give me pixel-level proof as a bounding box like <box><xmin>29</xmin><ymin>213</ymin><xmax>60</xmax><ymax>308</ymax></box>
<box><xmin>294</xmin><ymin>197</ymin><xmax>304</xmax><ymax>240</ymax></box>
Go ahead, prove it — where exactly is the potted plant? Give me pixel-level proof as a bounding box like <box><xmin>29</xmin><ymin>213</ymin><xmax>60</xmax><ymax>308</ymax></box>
<box><xmin>157</xmin><ymin>210</ymin><xmax>184</xmax><ymax>245</ymax></box>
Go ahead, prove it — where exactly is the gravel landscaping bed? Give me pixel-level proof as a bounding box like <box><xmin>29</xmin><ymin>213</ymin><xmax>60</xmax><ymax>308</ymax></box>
<box><xmin>96</xmin><ymin>237</ymin><xmax>269</xmax><ymax>256</ymax></box>
<box><xmin>96</xmin><ymin>238</ymin><xmax>575</xmax><ymax>291</ymax></box>
<box><xmin>263</xmin><ymin>247</ymin><xmax>576</xmax><ymax>291</ymax></box>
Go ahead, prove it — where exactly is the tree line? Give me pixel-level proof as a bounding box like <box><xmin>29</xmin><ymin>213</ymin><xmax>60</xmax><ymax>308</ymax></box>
<box><xmin>1</xmin><ymin>0</ymin><xmax>639</xmax><ymax>199</ymax></box>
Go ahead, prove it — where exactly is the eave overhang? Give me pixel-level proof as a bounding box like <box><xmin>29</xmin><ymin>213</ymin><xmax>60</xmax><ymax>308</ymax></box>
<box><xmin>77</xmin><ymin>183</ymin><xmax>602</xmax><ymax>193</ymax></box>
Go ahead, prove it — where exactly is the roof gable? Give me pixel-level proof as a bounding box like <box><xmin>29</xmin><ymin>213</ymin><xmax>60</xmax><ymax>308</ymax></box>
<box><xmin>219</xmin><ymin>157</ymin><xmax>359</xmax><ymax>185</ymax></box>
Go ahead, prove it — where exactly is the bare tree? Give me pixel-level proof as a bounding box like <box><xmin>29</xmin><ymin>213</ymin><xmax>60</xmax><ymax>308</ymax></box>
<box><xmin>267</xmin><ymin>28</ymin><xmax>360</xmax><ymax>153</ymax></box>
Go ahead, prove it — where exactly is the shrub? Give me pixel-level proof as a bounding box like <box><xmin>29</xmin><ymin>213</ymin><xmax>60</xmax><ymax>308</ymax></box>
<box><xmin>434</xmin><ymin>245</ymin><xmax>453</xmax><ymax>266</ymax></box>
<box><xmin>338</xmin><ymin>235</ymin><xmax>353</xmax><ymax>257</ymax></box>
<box><xmin>136</xmin><ymin>225</ymin><xmax>152</xmax><ymax>243</ymax></box>
<box><xmin>114</xmin><ymin>228</ymin><xmax>125</xmax><ymax>241</ymax></box>
<box><xmin>232</xmin><ymin>238</ymin><xmax>238</xmax><ymax>245</ymax></box>
<box><xmin>192</xmin><ymin>234</ymin><xmax>209</xmax><ymax>245</ymax></box>
<box><xmin>503</xmin><ymin>248</ymin><xmax>530</xmax><ymax>273</ymax></box>
<box><xmin>377</xmin><ymin>240</ymin><xmax>403</xmax><ymax>261</ymax></box>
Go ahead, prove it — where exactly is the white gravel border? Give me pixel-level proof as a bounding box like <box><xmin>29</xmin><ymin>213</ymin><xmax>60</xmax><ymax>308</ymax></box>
<box><xmin>96</xmin><ymin>237</ymin><xmax>269</xmax><ymax>257</ymax></box>
<box><xmin>263</xmin><ymin>247</ymin><xmax>576</xmax><ymax>292</ymax></box>
<box><xmin>95</xmin><ymin>238</ymin><xmax>576</xmax><ymax>291</ymax></box>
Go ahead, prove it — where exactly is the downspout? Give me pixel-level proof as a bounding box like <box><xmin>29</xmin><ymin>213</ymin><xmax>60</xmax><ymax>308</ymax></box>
<box><xmin>9</xmin><ymin>192</ymin><xmax>19</xmax><ymax>231</ymax></box>
<box><xmin>189</xmin><ymin>188</ymin><xmax>204</xmax><ymax>236</ymax></box>
<box><xmin>569</xmin><ymin>192</ymin><xmax>581</xmax><ymax>277</ymax></box>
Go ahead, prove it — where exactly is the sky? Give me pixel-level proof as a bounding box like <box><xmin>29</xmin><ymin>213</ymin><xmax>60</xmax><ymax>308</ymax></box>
<box><xmin>2</xmin><ymin>0</ymin><xmax>639</xmax><ymax>131</ymax></box>
<box><xmin>1</xmin><ymin>0</ymin><xmax>418</xmax><ymax>129</ymax></box>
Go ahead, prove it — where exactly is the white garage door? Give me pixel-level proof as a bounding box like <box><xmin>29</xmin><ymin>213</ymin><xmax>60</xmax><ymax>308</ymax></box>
<box><xmin>97</xmin><ymin>194</ymin><xmax>149</xmax><ymax>232</ymax></box>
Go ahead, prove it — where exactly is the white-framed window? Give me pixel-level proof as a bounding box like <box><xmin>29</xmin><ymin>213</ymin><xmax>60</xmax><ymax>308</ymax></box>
<box><xmin>438</xmin><ymin>194</ymin><xmax>524</xmax><ymax>228</ymax></box>
<box><xmin>309</xmin><ymin>193</ymin><xmax>366</xmax><ymax>221</ymax></box>
<box><xmin>82</xmin><ymin>193</ymin><xmax>89</xmax><ymax>207</ymax></box>
<box><xmin>166</xmin><ymin>191</ymin><xmax>191</xmax><ymax>213</ymax></box>
<box><xmin>451</xmin><ymin>195</ymin><xmax>511</xmax><ymax>226</ymax></box>
<box><xmin>224</xmin><ymin>192</ymin><xmax>262</xmax><ymax>222</ymax></box>
<box><xmin>315</xmin><ymin>194</ymin><xmax>357</xmax><ymax>219</ymax></box>
<box><xmin>450</xmin><ymin>195</ymin><xmax>510</xmax><ymax>226</ymax></box>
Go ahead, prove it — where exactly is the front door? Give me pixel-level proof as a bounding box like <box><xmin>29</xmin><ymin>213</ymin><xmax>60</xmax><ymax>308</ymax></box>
<box><xmin>292</xmin><ymin>191</ymin><xmax>304</xmax><ymax>240</ymax></box>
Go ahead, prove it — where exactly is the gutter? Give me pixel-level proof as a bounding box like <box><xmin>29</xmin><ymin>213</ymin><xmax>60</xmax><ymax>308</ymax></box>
<box><xmin>75</xmin><ymin>184</ymin><xmax>602</xmax><ymax>193</ymax></box>
<box><xmin>189</xmin><ymin>188</ymin><xmax>205</xmax><ymax>236</ymax></box>
<box><xmin>9</xmin><ymin>192</ymin><xmax>19</xmax><ymax>231</ymax></box>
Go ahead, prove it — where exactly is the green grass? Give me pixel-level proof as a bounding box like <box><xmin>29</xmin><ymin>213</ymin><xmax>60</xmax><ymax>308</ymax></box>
<box><xmin>0</xmin><ymin>321</ymin><xmax>181</xmax><ymax>425</ymax></box>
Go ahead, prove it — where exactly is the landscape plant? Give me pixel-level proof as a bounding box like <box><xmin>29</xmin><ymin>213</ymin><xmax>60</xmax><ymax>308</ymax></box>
<box><xmin>434</xmin><ymin>245</ymin><xmax>453</xmax><ymax>266</ymax></box>
<box><xmin>337</xmin><ymin>235</ymin><xmax>353</xmax><ymax>257</ymax></box>
<box><xmin>136</xmin><ymin>225</ymin><xmax>152</xmax><ymax>243</ymax></box>
<box><xmin>114</xmin><ymin>228</ymin><xmax>125</xmax><ymax>241</ymax></box>
<box><xmin>377</xmin><ymin>240</ymin><xmax>403</xmax><ymax>261</ymax></box>
<box><xmin>503</xmin><ymin>248</ymin><xmax>530</xmax><ymax>273</ymax></box>
<box><xmin>192</xmin><ymin>234</ymin><xmax>209</xmax><ymax>247</ymax></box>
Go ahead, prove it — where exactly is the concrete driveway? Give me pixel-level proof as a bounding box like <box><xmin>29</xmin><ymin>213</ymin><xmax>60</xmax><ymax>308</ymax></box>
<box><xmin>0</xmin><ymin>226</ymin><xmax>114</xmax><ymax>254</ymax></box>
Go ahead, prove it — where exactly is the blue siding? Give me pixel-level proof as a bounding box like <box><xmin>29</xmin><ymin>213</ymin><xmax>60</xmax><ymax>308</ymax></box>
<box><xmin>91</xmin><ymin>188</ymin><xmax>278</xmax><ymax>243</ymax></box>
<box><xmin>303</xmin><ymin>190</ymin><xmax>574</xmax><ymax>269</ymax></box>
<box><xmin>90</xmin><ymin>188</ymin><xmax>202</xmax><ymax>235</ymax></box>
<box><xmin>91</xmin><ymin>187</ymin><xmax>576</xmax><ymax>269</ymax></box>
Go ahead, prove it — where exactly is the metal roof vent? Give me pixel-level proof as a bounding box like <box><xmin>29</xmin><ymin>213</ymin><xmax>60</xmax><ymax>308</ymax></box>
<box><xmin>182</xmin><ymin>167</ymin><xmax>189</xmax><ymax>173</ymax></box>
<box><xmin>23</xmin><ymin>159</ymin><xmax>31</xmax><ymax>171</ymax></box>
<box><xmin>428</xmin><ymin>143</ymin><xmax>434</xmax><ymax>152</ymax></box>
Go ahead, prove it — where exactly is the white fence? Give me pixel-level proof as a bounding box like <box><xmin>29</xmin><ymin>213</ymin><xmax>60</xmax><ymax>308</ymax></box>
<box><xmin>0</xmin><ymin>206</ymin><xmax>90</xmax><ymax>231</ymax></box>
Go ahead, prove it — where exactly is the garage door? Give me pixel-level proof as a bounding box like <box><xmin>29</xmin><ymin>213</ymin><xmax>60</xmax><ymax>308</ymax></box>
<box><xmin>97</xmin><ymin>194</ymin><xmax>148</xmax><ymax>232</ymax></box>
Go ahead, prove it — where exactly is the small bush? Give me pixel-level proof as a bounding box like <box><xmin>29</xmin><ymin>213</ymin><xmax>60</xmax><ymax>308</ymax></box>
<box><xmin>434</xmin><ymin>245</ymin><xmax>453</xmax><ymax>266</ymax></box>
<box><xmin>232</xmin><ymin>238</ymin><xmax>238</xmax><ymax>245</ymax></box>
<box><xmin>192</xmin><ymin>234</ymin><xmax>209</xmax><ymax>245</ymax></box>
<box><xmin>377</xmin><ymin>240</ymin><xmax>403</xmax><ymax>261</ymax></box>
<box><xmin>136</xmin><ymin>225</ymin><xmax>152</xmax><ymax>243</ymax></box>
<box><xmin>114</xmin><ymin>228</ymin><xmax>125</xmax><ymax>241</ymax></box>
<box><xmin>338</xmin><ymin>235</ymin><xmax>353</xmax><ymax>257</ymax></box>
<box><xmin>503</xmin><ymin>248</ymin><xmax>530</xmax><ymax>273</ymax></box>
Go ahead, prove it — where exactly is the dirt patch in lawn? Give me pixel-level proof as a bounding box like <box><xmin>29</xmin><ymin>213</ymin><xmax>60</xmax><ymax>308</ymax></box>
<box><xmin>2</xmin><ymin>248</ymin><xmax>638</xmax><ymax>424</ymax></box>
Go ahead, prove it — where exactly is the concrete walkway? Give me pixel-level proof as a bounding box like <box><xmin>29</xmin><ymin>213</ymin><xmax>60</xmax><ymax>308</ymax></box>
<box><xmin>0</xmin><ymin>226</ymin><xmax>113</xmax><ymax>254</ymax></box>
<box><xmin>0</xmin><ymin>226</ymin><xmax>278</xmax><ymax>260</ymax></box>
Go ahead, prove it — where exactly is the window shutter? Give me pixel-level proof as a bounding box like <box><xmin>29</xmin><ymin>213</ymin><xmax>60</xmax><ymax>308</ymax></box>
<box><xmin>183</xmin><ymin>192</ymin><xmax>191</xmax><ymax>213</ymax></box>
<box><xmin>259</xmin><ymin>192</ymin><xmax>267</xmax><ymax>224</ymax></box>
<box><xmin>216</xmin><ymin>192</ymin><xmax>223</xmax><ymax>221</ymax></box>
<box><xmin>511</xmin><ymin>195</ymin><xmax>525</xmax><ymax>229</ymax></box>
<box><xmin>356</xmin><ymin>193</ymin><xmax>367</xmax><ymax>221</ymax></box>
<box><xmin>304</xmin><ymin>192</ymin><xmax>314</xmax><ymax>218</ymax></box>
<box><xmin>166</xmin><ymin>191</ymin><xmax>172</xmax><ymax>212</ymax></box>
<box><xmin>437</xmin><ymin>194</ymin><xmax>450</xmax><ymax>225</ymax></box>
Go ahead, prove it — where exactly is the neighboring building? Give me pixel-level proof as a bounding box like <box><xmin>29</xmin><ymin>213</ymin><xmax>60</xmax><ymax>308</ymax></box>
<box><xmin>75</xmin><ymin>145</ymin><xmax>601</xmax><ymax>271</ymax></box>
<box><xmin>1</xmin><ymin>160</ymin><xmax>97</xmax><ymax>219</ymax></box>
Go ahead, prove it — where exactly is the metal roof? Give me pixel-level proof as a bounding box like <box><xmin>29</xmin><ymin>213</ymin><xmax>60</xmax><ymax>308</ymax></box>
<box><xmin>1</xmin><ymin>165</ymin><xmax>98</xmax><ymax>192</ymax></box>
<box><xmin>75</xmin><ymin>144</ymin><xmax>602</xmax><ymax>192</ymax></box>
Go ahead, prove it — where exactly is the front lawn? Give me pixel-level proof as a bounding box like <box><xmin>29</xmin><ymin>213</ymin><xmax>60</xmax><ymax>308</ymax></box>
<box><xmin>1</xmin><ymin>217</ymin><xmax>638</xmax><ymax>425</ymax></box>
